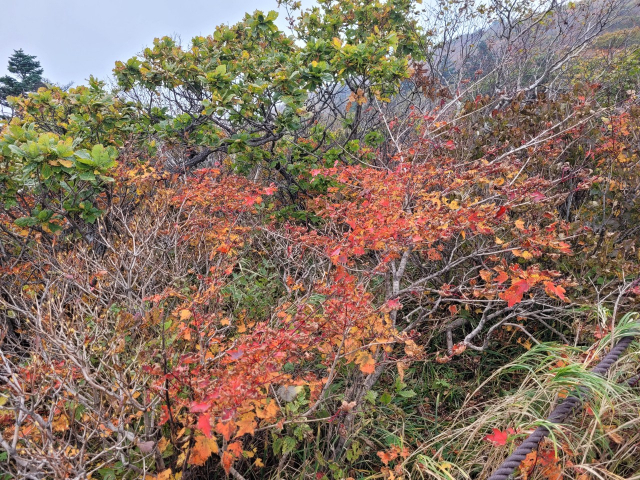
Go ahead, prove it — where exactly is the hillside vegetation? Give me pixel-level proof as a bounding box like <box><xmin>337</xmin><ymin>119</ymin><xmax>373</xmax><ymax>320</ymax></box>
<box><xmin>1</xmin><ymin>0</ymin><xmax>639</xmax><ymax>479</ymax></box>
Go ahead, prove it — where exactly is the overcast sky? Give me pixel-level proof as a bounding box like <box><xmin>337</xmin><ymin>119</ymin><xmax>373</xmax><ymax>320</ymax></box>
<box><xmin>1</xmin><ymin>0</ymin><xmax>315</xmax><ymax>87</ymax></box>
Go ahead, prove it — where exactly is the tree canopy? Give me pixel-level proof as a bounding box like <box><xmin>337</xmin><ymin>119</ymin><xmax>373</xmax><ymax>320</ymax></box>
<box><xmin>0</xmin><ymin>49</ymin><xmax>44</xmax><ymax>109</ymax></box>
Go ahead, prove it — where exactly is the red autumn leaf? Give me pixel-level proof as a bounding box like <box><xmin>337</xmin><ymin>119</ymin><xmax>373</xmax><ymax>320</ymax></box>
<box><xmin>495</xmin><ymin>270</ymin><xmax>509</xmax><ymax>284</ymax></box>
<box><xmin>594</xmin><ymin>325</ymin><xmax>609</xmax><ymax>339</ymax></box>
<box><xmin>244</xmin><ymin>195</ymin><xmax>262</xmax><ymax>206</ymax></box>
<box><xmin>500</xmin><ymin>279</ymin><xmax>530</xmax><ymax>307</ymax></box>
<box><xmin>353</xmin><ymin>245</ymin><xmax>366</xmax><ymax>255</ymax></box>
<box><xmin>536</xmin><ymin>447</ymin><xmax>563</xmax><ymax>480</ymax></box>
<box><xmin>544</xmin><ymin>281</ymin><xmax>567</xmax><ymax>301</ymax></box>
<box><xmin>530</xmin><ymin>191</ymin><xmax>546</xmax><ymax>203</ymax></box>
<box><xmin>190</xmin><ymin>401</ymin><xmax>212</xmax><ymax>413</ymax></box>
<box><xmin>386</xmin><ymin>298</ymin><xmax>402</xmax><ymax>310</ymax></box>
<box><xmin>484</xmin><ymin>427</ymin><xmax>516</xmax><ymax>446</ymax></box>
<box><xmin>197</xmin><ymin>413</ymin><xmax>212</xmax><ymax>438</ymax></box>
<box><xmin>227</xmin><ymin>348</ymin><xmax>244</xmax><ymax>361</ymax></box>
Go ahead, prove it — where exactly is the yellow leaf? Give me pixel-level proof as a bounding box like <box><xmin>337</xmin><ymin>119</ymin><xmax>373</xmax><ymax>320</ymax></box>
<box><xmin>234</xmin><ymin>417</ymin><xmax>256</xmax><ymax>438</ymax></box>
<box><xmin>448</xmin><ymin>199</ymin><xmax>460</xmax><ymax>210</ymax></box>
<box><xmin>515</xmin><ymin>219</ymin><xmax>525</xmax><ymax>230</ymax></box>
<box><xmin>149</xmin><ymin>469</ymin><xmax>173</xmax><ymax>480</ymax></box>
<box><xmin>332</xmin><ymin>37</ymin><xmax>342</xmax><ymax>48</ymax></box>
<box><xmin>52</xmin><ymin>414</ymin><xmax>70</xmax><ymax>432</ymax></box>
<box><xmin>254</xmin><ymin>458</ymin><xmax>265</xmax><ymax>468</ymax></box>
<box><xmin>157</xmin><ymin>437</ymin><xmax>170</xmax><ymax>453</ymax></box>
<box><xmin>513</xmin><ymin>249</ymin><xmax>533</xmax><ymax>259</ymax></box>
<box><xmin>179</xmin><ymin>309</ymin><xmax>192</xmax><ymax>320</ymax></box>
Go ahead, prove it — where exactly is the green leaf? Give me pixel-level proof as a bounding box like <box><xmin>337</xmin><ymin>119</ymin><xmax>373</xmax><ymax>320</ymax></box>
<box><xmin>397</xmin><ymin>389</ymin><xmax>417</xmax><ymax>398</ymax></box>
<box><xmin>77</xmin><ymin>171</ymin><xmax>96</xmax><ymax>183</ymax></box>
<box><xmin>41</xmin><ymin>163</ymin><xmax>53</xmax><ymax>179</ymax></box>
<box><xmin>364</xmin><ymin>390</ymin><xmax>378</xmax><ymax>404</ymax></box>
<box><xmin>282</xmin><ymin>436</ymin><xmax>297</xmax><ymax>454</ymax></box>
<box><xmin>14</xmin><ymin>216</ymin><xmax>39</xmax><ymax>227</ymax></box>
<box><xmin>75</xmin><ymin>149</ymin><xmax>95</xmax><ymax>166</ymax></box>
<box><xmin>90</xmin><ymin>144</ymin><xmax>117</xmax><ymax>169</ymax></box>
<box><xmin>8</xmin><ymin>144</ymin><xmax>26</xmax><ymax>156</ymax></box>
<box><xmin>37</xmin><ymin>209</ymin><xmax>52</xmax><ymax>221</ymax></box>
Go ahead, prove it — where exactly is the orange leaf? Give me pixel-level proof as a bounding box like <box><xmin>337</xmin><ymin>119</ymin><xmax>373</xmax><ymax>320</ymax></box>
<box><xmin>519</xmin><ymin>451</ymin><xmax>537</xmax><ymax>479</ymax></box>
<box><xmin>495</xmin><ymin>270</ymin><xmax>509</xmax><ymax>284</ymax></box>
<box><xmin>216</xmin><ymin>420</ymin><xmax>236</xmax><ymax>442</ymax></box>
<box><xmin>377</xmin><ymin>450</ymin><xmax>396</xmax><ymax>466</ymax></box>
<box><xmin>354</xmin><ymin>350</ymin><xmax>376</xmax><ymax>374</ymax></box>
<box><xmin>480</xmin><ymin>269</ymin><xmax>493</xmax><ymax>282</ymax></box>
<box><xmin>189</xmin><ymin>435</ymin><xmax>218</xmax><ymax>466</ymax></box>
<box><xmin>221</xmin><ymin>451</ymin><xmax>234</xmax><ymax>474</ymax></box>
<box><xmin>234</xmin><ymin>417</ymin><xmax>256</xmax><ymax>438</ymax></box>
<box><xmin>221</xmin><ymin>441</ymin><xmax>243</xmax><ymax>474</ymax></box>
<box><xmin>544</xmin><ymin>281</ymin><xmax>567</xmax><ymax>301</ymax></box>
<box><xmin>451</xmin><ymin>343</ymin><xmax>466</xmax><ymax>356</ymax></box>
<box><xmin>255</xmin><ymin>399</ymin><xmax>279</xmax><ymax>420</ymax></box>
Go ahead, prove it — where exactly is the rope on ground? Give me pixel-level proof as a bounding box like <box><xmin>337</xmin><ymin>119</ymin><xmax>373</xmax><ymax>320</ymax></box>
<box><xmin>487</xmin><ymin>335</ymin><xmax>636</xmax><ymax>480</ymax></box>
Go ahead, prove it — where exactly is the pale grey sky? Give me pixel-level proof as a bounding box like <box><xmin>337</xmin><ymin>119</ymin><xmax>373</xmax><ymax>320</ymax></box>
<box><xmin>1</xmin><ymin>0</ymin><xmax>314</xmax><ymax>87</ymax></box>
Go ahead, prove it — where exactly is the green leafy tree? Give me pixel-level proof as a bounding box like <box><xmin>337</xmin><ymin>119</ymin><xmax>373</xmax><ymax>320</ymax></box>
<box><xmin>114</xmin><ymin>2</ymin><xmax>423</xmax><ymax>196</ymax></box>
<box><xmin>0</xmin><ymin>49</ymin><xmax>45</xmax><ymax>108</ymax></box>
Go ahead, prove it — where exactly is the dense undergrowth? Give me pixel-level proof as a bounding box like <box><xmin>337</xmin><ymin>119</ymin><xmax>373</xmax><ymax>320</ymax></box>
<box><xmin>1</xmin><ymin>0</ymin><xmax>640</xmax><ymax>479</ymax></box>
